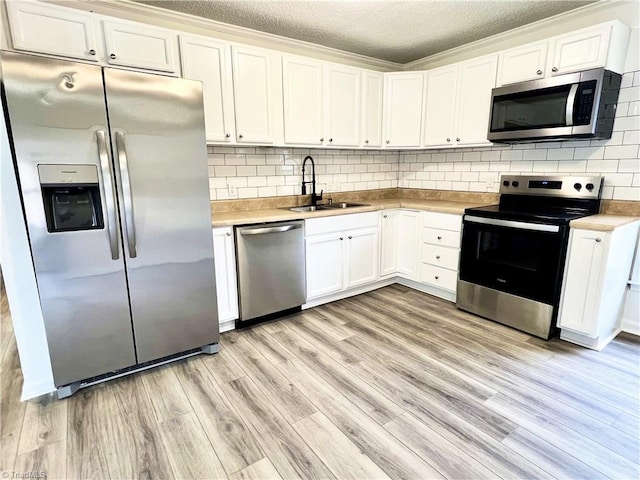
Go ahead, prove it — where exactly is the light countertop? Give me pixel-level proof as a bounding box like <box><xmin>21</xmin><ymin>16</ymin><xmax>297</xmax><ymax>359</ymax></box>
<box><xmin>569</xmin><ymin>215</ymin><xmax>640</xmax><ymax>232</ymax></box>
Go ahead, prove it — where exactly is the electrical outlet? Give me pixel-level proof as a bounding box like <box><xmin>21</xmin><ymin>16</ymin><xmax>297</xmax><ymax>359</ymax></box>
<box><xmin>399</xmin><ymin>179</ymin><xmax>408</xmax><ymax>188</ymax></box>
<box><xmin>227</xmin><ymin>183</ymin><xmax>237</xmax><ymax>197</ymax></box>
<box><xmin>486</xmin><ymin>172</ymin><xmax>499</xmax><ymax>189</ymax></box>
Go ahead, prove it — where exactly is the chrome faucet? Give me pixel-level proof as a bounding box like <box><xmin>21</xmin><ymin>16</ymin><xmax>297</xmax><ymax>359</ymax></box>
<box><xmin>301</xmin><ymin>155</ymin><xmax>322</xmax><ymax>206</ymax></box>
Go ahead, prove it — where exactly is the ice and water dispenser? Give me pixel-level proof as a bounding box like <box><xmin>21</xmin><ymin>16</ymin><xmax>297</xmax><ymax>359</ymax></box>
<box><xmin>38</xmin><ymin>164</ymin><xmax>104</xmax><ymax>232</ymax></box>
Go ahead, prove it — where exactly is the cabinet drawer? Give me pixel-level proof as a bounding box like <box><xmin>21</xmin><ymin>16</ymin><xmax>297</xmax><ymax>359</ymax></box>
<box><xmin>422</xmin><ymin>212</ymin><xmax>462</xmax><ymax>232</ymax></box>
<box><xmin>420</xmin><ymin>264</ymin><xmax>457</xmax><ymax>291</ymax></box>
<box><xmin>423</xmin><ymin>228</ymin><xmax>460</xmax><ymax>248</ymax></box>
<box><xmin>422</xmin><ymin>245</ymin><xmax>459</xmax><ymax>270</ymax></box>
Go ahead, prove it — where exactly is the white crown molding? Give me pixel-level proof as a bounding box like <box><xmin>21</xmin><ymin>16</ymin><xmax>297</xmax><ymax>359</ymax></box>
<box><xmin>403</xmin><ymin>0</ymin><xmax>640</xmax><ymax>71</ymax></box>
<box><xmin>44</xmin><ymin>0</ymin><xmax>402</xmax><ymax>71</ymax></box>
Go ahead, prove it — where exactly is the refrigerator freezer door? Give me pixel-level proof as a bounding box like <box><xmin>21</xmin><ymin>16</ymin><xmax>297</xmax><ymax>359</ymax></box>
<box><xmin>0</xmin><ymin>52</ymin><xmax>136</xmax><ymax>386</ymax></box>
<box><xmin>103</xmin><ymin>68</ymin><xmax>219</xmax><ymax>363</ymax></box>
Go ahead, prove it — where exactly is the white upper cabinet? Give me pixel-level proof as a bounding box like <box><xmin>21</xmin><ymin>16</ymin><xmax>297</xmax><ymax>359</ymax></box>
<box><xmin>324</xmin><ymin>63</ymin><xmax>361</xmax><ymax>147</ymax></box>
<box><xmin>101</xmin><ymin>19</ymin><xmax>179</xmax><ymax>74</ymax></box>
<box><xmin>383</xmin><ymin>72</ymin><xmax>425</xmax><ymax>147</ymax></box>
<box><xmin>497</xmin><ymin>42</ymin><xmax>548</xmax><ymax>86</ymax></box>
<box><xmin>423</xmin><ymin>65</ymin><xmax>458</xmax><ymax>148</ymax></box>
<box><xmin>361</xmin><ymin>71</ymin><xmax>383</xmax><ymax>147</ymax></box>
<box><xmin>6</xmin><ymin>0</ymin><xmax>101</xmax><ymax>62</ymax></box>
<box><xmin>455</xmin><ymin>54</ymin><xmax>498</xmax><ymax>146</ymax></box>
<box><xmin>282</xmin><ymin>55</ymin><xmax>324</xmax><ymax>145</ymax></box>
<box><xmin>232</xmin><ymin>45</ymin><xmax>283</xmax><ymax>144</ymax></box>
<box><xmin>180</xmin><ymin>35</ymin><xmax>235</xmax><ymax>143</ymax></box>
<box><xmin>497</xmin><ymin>21</ymin><xmax>630</xmax><ymax>85</ymax></box>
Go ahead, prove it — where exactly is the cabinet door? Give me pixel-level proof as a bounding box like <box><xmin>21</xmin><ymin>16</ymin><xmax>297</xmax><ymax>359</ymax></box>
<box><xmin>325</xmin><ymin>63</ymin><xmax>361</xmax><ymax>147</ymax></box>
<box><xmin>558</xmin><ymin>230</ymin><xmax>607</xmax><ymax>337</ymax></box>
<box><xmin>423</xmin><ymin>65</ymin><xmax>457</xmax><ymax>147</ymax></box>
<box><xmin>383</xmin><ymin>72</ymin><xmax>424</xmax><ymax>147</ymax></box>
<box><xmin>361</xmin><ymin>71</ymin><xmax>383</xmax><ymax>147</ymax></box>
<box><xmin>180</xmin><ymin>35</ymin><xmax>235</xmax><ymax>143</ymax></box>
<box><xmin>550</xmin><ymin>25</ymin><xmax>611</xmax><ymax>76</ymax></box>
<box><xmin>346</xmin><ymin>227</ymin><xmax>379</xmax><ymax>288</ymax></box>
<box><xmin>282</xmin><ymin>55</ymin><xmax>324</xmax><ymax>145</ymax></box>
<box><xmin>7</xmin><ymin>0</ymin><xmax>100</xmax><ymax>62</ymax></box>
<box><xmin>102</xmin><ymin>19</ymin><xmax>178</xmax><ymax>73</ymax></box>
<box><xmin>379</xmin><ymin>211</ymin><xmax>399</xmax><ymax>277</ymax></box>
<box><xmin>497</xmin><ymin>42</ymin><xmax>548</xmax><ymax>85</ymax></box>
<box><xmin>455</xmin><ymin>55</ymin><xmax>498</xmax><ymax>146</ymax></box>
<box><xmin>212</xmin><ymin>228</ymin><xmax>239</xmax><ymax>323</ymax></box>
<box><xmin>232</xmin><ymin>46</ymin><xmax>282</xmax><ymax>144</ymax></box>
<box><xmin>397</xmin><ymin>210</ymin><xmax>421</xmax><ymax>279</ymax></box>
<box><xmin>306</xmin><ymin>234</ymin><xmax>344</xmax><ymax>299</ymax></box>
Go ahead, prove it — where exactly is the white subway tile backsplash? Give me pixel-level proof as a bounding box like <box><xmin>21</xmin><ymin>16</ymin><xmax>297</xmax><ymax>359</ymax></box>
<box><xmin>208</xmin><ymin>71</ymin><xmax>639</xmax><ymax>202</ymax></box>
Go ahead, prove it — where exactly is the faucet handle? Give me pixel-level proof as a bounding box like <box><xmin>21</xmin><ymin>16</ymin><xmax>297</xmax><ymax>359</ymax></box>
<box><xmin>318</xmin><ymin>189</ymin><xmax>323</xmax><ymax>200</ymax></box>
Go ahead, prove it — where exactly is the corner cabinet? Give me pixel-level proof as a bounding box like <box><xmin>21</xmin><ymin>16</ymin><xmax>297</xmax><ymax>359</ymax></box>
<box><xmin>305</xmin><ymin>212</ymin><xmax>379</xmax><ymax>301</ymax></box>
<box><xmin>558</xmin><ymin>220</ymin><xmax>640</xmax><ymax>350</ymax></box>
<box><xmin>212</xmin><ymin>227</ymin><xmax>239</xmax><ymax>328</ymax></box>
<box><xmin>383</xmin><ymin>72</ymin><xmax>425</xmax><ymax>147</ymax></box>
<box><xmin>180</xmin><ymin>35</ymin><xmax>236</xmax><ymax>143</ymax></box>
<box><xmin>423</xmin><ymin>65</ymin><xmax>458</xmax><ymax>148</ymax></box>
<box><xmin>380</xmin><ymin>209</ymin><xmax>421</xmax><ymax>279</ymax></box>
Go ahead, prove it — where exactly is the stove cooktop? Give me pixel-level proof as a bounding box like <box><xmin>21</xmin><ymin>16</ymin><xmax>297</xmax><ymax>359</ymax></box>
<box><xmin>464</xmin><ymin>204</ymin><xmax>595</xmax><ymax>225</ymax></box>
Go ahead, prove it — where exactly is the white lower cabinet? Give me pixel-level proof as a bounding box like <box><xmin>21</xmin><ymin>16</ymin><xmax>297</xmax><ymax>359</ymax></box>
<box><xmin>379</xmin><ymin>209</ymin><xmax>420</xmax><ymax>279</ymax></box>
<box><xmin>419</xmin><ymin>212</ymin><xmax>462</xmax><ymax>300</ymax></box>
<box><xmin>212</xmin><ymin>227</ymin><xmax>239</xmax><ymax>327</ymax></box>
<box><xmin>305</xmin><ymin>212</ymin><xmax>379</xmax><ymax>301</ymax></box>
<box><xmin>558</xmin><ymin>221</ymin><xmax>640</xmax><ymax>350</ymax></box>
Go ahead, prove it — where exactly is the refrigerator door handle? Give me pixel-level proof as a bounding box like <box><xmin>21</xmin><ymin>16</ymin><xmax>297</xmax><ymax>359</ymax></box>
<box><xmin>96</xmin><ymin>130</ymin><xmax>119</xmax><ymax>260</ymax></box>
<box><xmin>115</xmin><ymin>131</ymin><xmax>137</xmax><ymax>258</ymax></box>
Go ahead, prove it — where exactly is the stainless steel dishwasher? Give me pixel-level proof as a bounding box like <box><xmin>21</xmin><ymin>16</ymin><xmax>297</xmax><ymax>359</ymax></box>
<box><xmin>236</xmin><ymin>220</ymin><xmax>306</xmax><ymax>325</ymax></box>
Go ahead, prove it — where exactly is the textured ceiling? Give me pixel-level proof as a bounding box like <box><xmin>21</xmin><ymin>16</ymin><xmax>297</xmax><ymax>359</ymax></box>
<box><xmin>134</xmin><ymin>0</ymin><xmax>597</xmax><ymax>63</ymax></box>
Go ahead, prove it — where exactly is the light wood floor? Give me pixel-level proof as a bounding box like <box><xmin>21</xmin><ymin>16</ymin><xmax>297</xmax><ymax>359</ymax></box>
<box><xmin>1</xmin><ymin>284</ymin><xmax>639</xmax><ymax>479</ymax></box>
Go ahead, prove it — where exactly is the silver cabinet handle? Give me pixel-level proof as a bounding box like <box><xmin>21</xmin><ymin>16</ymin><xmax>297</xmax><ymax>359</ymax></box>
<box><xmin>446</xmin><ymin>138</ymin><xmax>451</xmax><ymax>142</ymax></box>
<box><xmin>340</xmin><ymin>236</ymin><xmax>344</xmax><ymax>240</ymax></box>
<box><xmin>96</xmin><ymin>130</ymin><xmax>119</xmax><ymax>260</ymax></box>
<box><xmin>437</xmin><ymin>235</ymin><xmax>442</xmax><ymax>240</ymax></box>
<box><xmin>436</xmin><ymin>255</ymin><xmax>441</xmax><ymax>259</ymax></box>
<box><xmin>435</xmin><ymin>275</ymin><xmax>439</xmax><ymax>280</ymax></box>
<box><xmin>226</xmin><ymin>232</ymin><xmax>231</xmax><ymax>236</ymax></box>
<box><xmin>329</xmin><ymin>138</ymin><xmax>333</xmax><ymax>142</ymax></box>
<box><xmin>536</xmin><ymin>69</ymin><xmax>542</xmax><ymax>75</ymax></box>
<box><xmin>595</xmin><ymin>238</ymin><xmax>602</xmax><ymax>243</ymax></box>
<box><xmin>348</xmin><ymin>236</ymin><xmax>352</xmax><ymax>239</ymax></box>
<box><xmin>225</xmin><ymin>133</ymin><xmax>231</xmax><ymax>138</ymax></box>
<box><xmin>115</xmin><ymin>131</ymin><xmax>137</xmax><ymax>258</ymax></box>
<box><xmin>383</xmin><ymin>214</ymin><xmax>387</xmax><ymax>218</ymax></box>
<box><xmin>365</xmin><ymin>140</ymin><xmax>369</xmax><ymax>144</ymax></box>
<box><xmin>240</xmin><ymin>224</ymin><xmax>301</xmax><ymax>236</ymax></box>
<box><xmin>320</xmin><ymin>138</ymin><xmax>324</xmax><ymax>142</ymax></box>
<box><xmin>386</xmin><ymin>140</ymin><xmax>390</xmax><ymax>144</ymax></box>
<box><xmin>89</xmin><ymin>49</ymin><xmax>96</xmax><ymax>56</ymax></box>
<box><xmin>552</xmin><ymin>67</ymin><xmax>558</xmax><ymax>72</ymax></box>
<box><xmin>456</xmin><ymin>137</ymin><xmax>460</xmax><ymax>142</ymax></box>
<box><xmin>238</xmin><ymin>134</ymin><xmax>244</xmax><ymax>139</ymax></box>
<box><xmin>109</xmin><ymin>53</ymin><xmax>116</xmax><ymax>60</ymax></box>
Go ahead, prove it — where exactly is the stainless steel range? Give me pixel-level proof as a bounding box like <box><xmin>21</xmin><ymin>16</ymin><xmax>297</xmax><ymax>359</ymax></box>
<box><xmin>457</xmin><ymin>175</ymin><xmax>603</xmax><ymax>339</ymax></box>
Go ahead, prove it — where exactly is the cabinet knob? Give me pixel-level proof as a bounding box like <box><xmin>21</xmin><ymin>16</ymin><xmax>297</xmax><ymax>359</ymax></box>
<box><xmin>340</xmin><ymin>237</ymin><xmax>344</xmax><ymax>240</ymax></box>
<box><xmin>595</xmin><ymin>238</ymin><xmax>602</xmax><ymax>243</ymax></box>
<box><xmin>225</xmin><ymin>133</ymin><xmax>231</xmax><ymax>138</ymax></box>
<box><xmin>435</xmin><ymin>275</ymin><xmax>439</xmax><ymax>280</ymax></box>
<box><xmin>348</xmin><ymin>236</ymin><xmax>352</xmax><ymax>240</ymax></box>
<box><xmin>536</xmin><ymin>69</ymin><xmax>542</xmax><ymax>75</ymax></box>
<box><xmin>88</xmin><ymin>49</ymin><xmax>96</xmax><ymax>56</ymax></box>
<box><xmin>329</xmin><ymin>138</ymin><xmax>333</xmax><ymax>143</ymax></box>
<box><xmin>552</xmin><ymin>67</ymin><xmax>558</xmax><ymax>72</ymax></box>
<box><xmin>365</xmin><ymin>140</ymin><xmax>369</xmax><ymax>144</ymax></box>
<box><xmin>386</xmin><ymin>140</ymin><xmax>390</xmax><ymax>144</ymax></box>
<box><xmin>383</xmin><ymin>214</ymin><xmax>387</xmax><ymax>218</ymax></box>
<box><xmin>238</xmin><ymin>134</ymin><xmax>244</xmax><ymax>139</ymax></box>
<box><xmin>456</xmin><ymin>137</ymin><xmax>460</xmax><ymax>142</ymax></box>
<box><xmin>320</xmin><ymin>138</ymin><xmax>324</xmax><ymax>142</ymax></box>
<box><xmin>109</xmin><ymin>53</ymin><xmax>116</xmax><ymax>60</ymax></box>
<box><xmin>226</xmin><ymin>232</ymin><xmax>231</xmax><ymax>236</ymax></box>
<box><xmin>446</xmin><ymin>138</ymin><xmax>451</xmax><ymax>142</ymax></box>
<box><xmin>437</xmin><ymin>235</ymin><xmax>442</xmax><ymax>240</ymax></box>
<box><xmin>436</xmin><ymin>255</ymin><xmax>441</xmax><ymax>259</ymax></box>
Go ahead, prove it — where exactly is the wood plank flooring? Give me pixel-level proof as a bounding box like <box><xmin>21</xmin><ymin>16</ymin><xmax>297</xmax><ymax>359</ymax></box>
<box><xmin>1</xmin><ymin>283</ymin><xmax>639</xmax><ymax>479</ymax></box>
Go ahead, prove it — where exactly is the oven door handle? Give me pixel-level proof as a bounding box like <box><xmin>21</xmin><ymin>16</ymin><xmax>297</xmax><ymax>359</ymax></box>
<box><xmin>464</xmin><ymin>215</ymin><xmax>560</xmax><ymax>233</ymax></box>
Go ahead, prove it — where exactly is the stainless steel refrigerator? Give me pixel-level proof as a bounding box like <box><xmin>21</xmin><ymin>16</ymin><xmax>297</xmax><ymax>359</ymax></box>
<box><xmin>0</xmin><ymin>51</ymin><xmax>219</xmax><ymax>398</ymax></box>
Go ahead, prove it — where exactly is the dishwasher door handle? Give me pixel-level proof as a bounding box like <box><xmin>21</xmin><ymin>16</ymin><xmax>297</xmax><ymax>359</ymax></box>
<box><xmin>239</xmin><ymin>224</ymin><xmax>302</xmax><ymax>236</ymax></box>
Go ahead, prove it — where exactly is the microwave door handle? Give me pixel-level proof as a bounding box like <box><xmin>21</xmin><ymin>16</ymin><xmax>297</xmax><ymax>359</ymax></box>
<box><xmin>96</xmin><ymin>130</ymin><xmax>119</xmax><ymax>260</ymax></box>
<box><xmin>114</xmin><ymin>131</ymin><xmax>137</xmax><ymax>258</ymax></box>
<box><xmin>566</xmin><ymin>84</ymin><xmax>579</xmax><ymax>126</ymax></box>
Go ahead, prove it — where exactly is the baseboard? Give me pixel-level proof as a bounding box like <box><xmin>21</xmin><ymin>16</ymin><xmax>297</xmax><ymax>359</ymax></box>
<box><xmin>303</xmin><ymin>278</ymin><xmax>398</xmax><ymax>309</ymax></box>
<box><xmin>219</xmin><ymin>319</ymin><xmax>236</xmax><ymax>333</ymax></box>
<box><xmin>560</xmin><ymin>327</ymin><xmax>622</xmax><ymax>351</ymax></box>
<box><xmin>397</xmin><ymin>277</ymin><xmax>456</xmax><ymax>303</ymax></box>
<box><xmin>21</xmin><ymin>378</ymin><xmax>55</xmax><ymax>401</ymax></box>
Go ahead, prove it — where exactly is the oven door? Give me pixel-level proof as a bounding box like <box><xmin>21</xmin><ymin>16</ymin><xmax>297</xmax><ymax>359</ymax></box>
<box><xmin>459</xmin><ymin>215</ymin><xmax>568</xmax><ymax>305</ymax></box>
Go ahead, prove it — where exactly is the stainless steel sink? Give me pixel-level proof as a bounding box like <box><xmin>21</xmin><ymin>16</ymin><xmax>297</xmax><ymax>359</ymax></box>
<box><xmin>325</xmin><ymin>202</ymin><xmax>370</xmax><ymax>209</ymax></box>
<box><xmin>286</xmin><ymin>205</ymin><xmax>332</xmax><ymax>212</ymax></box>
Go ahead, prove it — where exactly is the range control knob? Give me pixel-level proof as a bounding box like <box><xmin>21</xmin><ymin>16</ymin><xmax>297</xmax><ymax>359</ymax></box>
<box><xmin>586</xmin><ymin>183</ymin><xmax>595</xmax><ymax>191</ymax></box>
<box><xmin>503</xmin><ymin>180</ymin><xmax>510</xmax><ymax>187</ymax></box>
<box><xmin>512</xmin><ymin>181</ymin><xmax>519</xmax><ymax>187</ymax></box>
<box><xmin>574</xmin><ymin>182</ymin><xmax>582</xmax><ymax>191</ymax></box>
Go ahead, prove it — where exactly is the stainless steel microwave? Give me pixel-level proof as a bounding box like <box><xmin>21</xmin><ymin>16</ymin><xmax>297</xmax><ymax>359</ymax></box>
<box><xmin>487</xmin><ymin>68</ymin><xmax>622</xmax><ymax>143</ymax></box>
